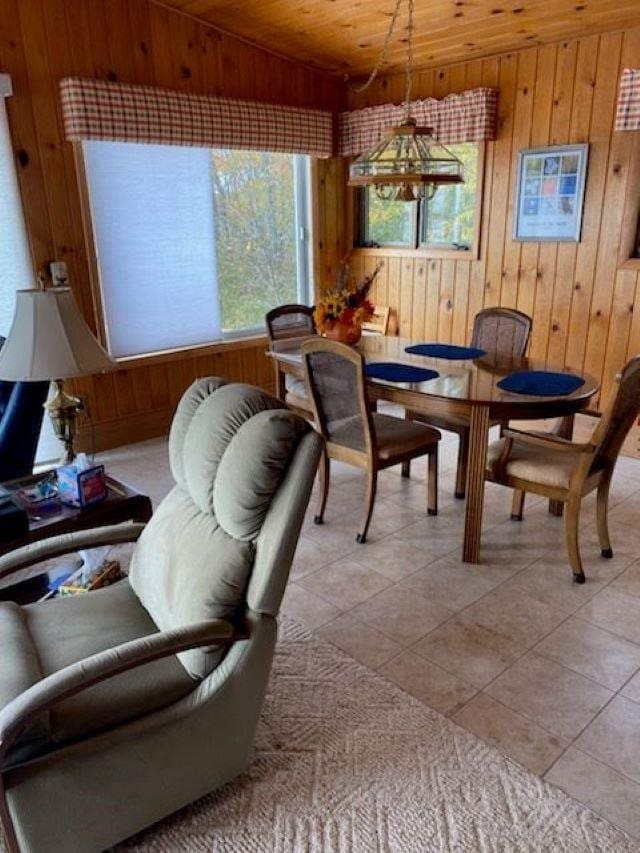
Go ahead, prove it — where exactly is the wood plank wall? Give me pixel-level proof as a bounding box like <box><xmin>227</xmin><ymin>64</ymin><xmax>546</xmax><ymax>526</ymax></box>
<box><xmin>2</xmin><ymin>3</ymin><xmax>639</xmax><ymax>450</ymax></box>
<box><xmin>339</xmin><ymin>27</ymin><xmax>640</xmax><ymax>414</ymax></box>
<box><xmin>0</xmin><ymin>0</ymin><xmax>341</xmax><ymax>450</ymax></box>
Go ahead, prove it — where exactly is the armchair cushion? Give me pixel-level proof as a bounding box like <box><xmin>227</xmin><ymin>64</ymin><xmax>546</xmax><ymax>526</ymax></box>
<box><xmin>214</xmin><ymin>410</ymin><xmax>308</xmax><ymax>541</ymax></box>
<box><xmin>19</xmin><ymin>580</ymin><xmax>194</xmax><ymax>754</ymax></box>
<box><xmin>0</xmin><ymin>603</ymin><xmax>47</xmax><ymax>748</ymax></box>
<box><xmin>182</xmin><ymin>384</ymin><xmax>282</xmax><ymax>514</ymax></box>
<box><xmin>169</xmin><ymin>376</ymin><xmax>227</xmax><ymax>487</ymax></box>
<box><xmin>487</xmin><ymin>437</ymin><xmax>580</xmax><ymax>489</ymax></box>
<box><xmin>129</xmin><ymin>380</ymin><xmax>309</xmax><ymax>678</ymax></box>
<box><xmin>129</xmin><ymin>487</ymin><xmax>253</xmax><ymax>678</ymax></box>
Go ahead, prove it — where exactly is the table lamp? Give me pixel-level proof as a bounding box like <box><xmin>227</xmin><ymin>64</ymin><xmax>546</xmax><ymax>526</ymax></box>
<box><xmin>0</xmin><ymin>287</ymin><xmax>115</xmax><ymax>464</ymax></box>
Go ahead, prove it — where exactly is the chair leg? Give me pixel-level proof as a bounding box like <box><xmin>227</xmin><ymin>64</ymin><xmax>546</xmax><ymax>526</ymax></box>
<box><xmin>564</xmin><ymin>497</ymin><xmax>585</xmax><ymax>583</ymax></box>
<box><xmin>427</xmin><ymin>447</ymin><xmax>438</xmax><ymax>516</ymax></box>
<box><xmin>401</xmin><ymin>410</ymin><xmax>412</xmax><ymax>478</ymax></box>
<box><xmin>454</xmin><ymin>430</ymin><xmax>469</xmax><ymax>500</ymax></box>
<box><xmin>549</xmin><ymin>499</ymin><xmax>564</xmax><ymax>517</ymax></box>
<box><xmin>511</xmin><ymin>489</ymin><xmax>525</xmax><ymax>521</ymax></box>
<box><xmin>549</xmin><ymin>415</ymin><xmax>574</xmax><ymax>518</ymax></box>
<box><xmin>596</xmin><ymin>476</ymin><xmax>613</xmax><ymax>559</ymax></box>
<box><xmin>314</xmin><ymin>447</ymin><xmax>330</xmax><ymax>525</ymax></box>
<box><xmin>357</xmin><ymin>467</ymin><xmax>377</xmax><ymax>544</ymax></box>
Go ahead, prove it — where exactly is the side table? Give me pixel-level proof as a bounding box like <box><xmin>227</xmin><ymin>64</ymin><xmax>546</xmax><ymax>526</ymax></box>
<box><xmin>0</xmin><ymin>474</ymin><xmax>152</xmax><ymax>604</ymax></box>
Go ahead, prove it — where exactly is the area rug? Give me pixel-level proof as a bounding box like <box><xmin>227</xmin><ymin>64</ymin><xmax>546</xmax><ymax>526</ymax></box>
<box><xmin>120</xmin><ymin>617</ymin><xmax>632</xmax><ymax>852</ymax></box>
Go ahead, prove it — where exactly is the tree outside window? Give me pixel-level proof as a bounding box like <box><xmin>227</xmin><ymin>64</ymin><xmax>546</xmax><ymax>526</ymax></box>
<box><xmin>212</xmin><ymin>151</ymin><xmax>305</xmax><ymax>332</ymax></box>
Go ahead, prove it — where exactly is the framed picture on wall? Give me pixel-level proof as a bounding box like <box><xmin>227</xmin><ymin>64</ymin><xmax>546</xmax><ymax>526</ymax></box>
<box><xmin>513</xmin><ymin>144</ymin><xmax>589</xmax><ymax>242</ymax></box>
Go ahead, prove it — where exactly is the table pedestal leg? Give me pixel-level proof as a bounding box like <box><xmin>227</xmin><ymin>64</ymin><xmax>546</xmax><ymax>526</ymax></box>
<box><xmin>463</xmin><ymin>405</ymin><xmax>490</xmax><ymax>564</ymax></box>
<box><xmin>549</xmin><ymin>414</ymin><xmax>575</xmax><ymax>517</ymax></box>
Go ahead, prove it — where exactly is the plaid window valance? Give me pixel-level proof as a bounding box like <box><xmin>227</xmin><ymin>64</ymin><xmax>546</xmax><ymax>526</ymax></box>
<box><xmin>615</xmin><ymin>69</ymin><xmax>640</xmax><ymax>132</ymax></box>
<box><xmin>338</xmin><ymin>87</ymin><xmax>499</xmax><ymax>156</ymax></box>
<box><xmin>60</xmin><ymin>77</ymin><xmax>334</xmax><ymax>157</ymax></box>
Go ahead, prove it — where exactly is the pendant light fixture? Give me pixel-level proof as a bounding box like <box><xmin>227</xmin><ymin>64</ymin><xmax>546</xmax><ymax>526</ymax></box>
<box><xmin>348</xmin><ymin>0</ymin><xmax>464</xmax><ymax>202</ymax></box>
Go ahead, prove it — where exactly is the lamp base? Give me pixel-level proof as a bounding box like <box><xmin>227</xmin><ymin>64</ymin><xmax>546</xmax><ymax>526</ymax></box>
<box><xmin>45</xmin><ymin>379</ymin><xmax>83</xmax><ymax>465</ymax></box>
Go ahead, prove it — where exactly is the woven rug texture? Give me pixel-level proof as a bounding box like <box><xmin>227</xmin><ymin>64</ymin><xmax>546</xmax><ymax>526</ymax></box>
<box><xmin>120</xmin><ymin>617</ymin><xmax>632</xmax><ymax>852</ymax></box>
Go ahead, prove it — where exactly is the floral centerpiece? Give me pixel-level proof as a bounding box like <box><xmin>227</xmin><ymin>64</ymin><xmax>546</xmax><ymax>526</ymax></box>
<box><xmin>314</xmin><ymin>260</ymin><xmax>383</xmax><ymax>345</ymax></box>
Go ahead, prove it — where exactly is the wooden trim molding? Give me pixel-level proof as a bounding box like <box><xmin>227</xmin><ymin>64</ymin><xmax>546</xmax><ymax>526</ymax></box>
<box><xmin>353</xmin><ymin>246</ymin><xmax>477</xmax><ymax>261</ymax></box>
<box><xmin>115</xmin><ymin>334</ymin><xmax>270</xmax><ymax>371</ymax></box>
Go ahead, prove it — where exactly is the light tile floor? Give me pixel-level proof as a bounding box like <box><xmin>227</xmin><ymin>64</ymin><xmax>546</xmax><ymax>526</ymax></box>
<box><xmin>99</xmin><ymin>410</ymin><xmax>640</xmax><ymax>840</ymax></box>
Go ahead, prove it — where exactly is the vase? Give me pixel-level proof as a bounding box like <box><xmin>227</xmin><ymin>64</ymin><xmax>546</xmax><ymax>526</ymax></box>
<box><xmin>324</xmin><ymin>322</ymin><xmax>362</xmax><ymax>346</ymax></box>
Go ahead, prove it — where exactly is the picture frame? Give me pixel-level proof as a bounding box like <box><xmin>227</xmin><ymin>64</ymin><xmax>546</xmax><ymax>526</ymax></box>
<box><xmin>513</xmin><ymin>144</ymin><xmax>589</xmax><ymax>242</ymax></box>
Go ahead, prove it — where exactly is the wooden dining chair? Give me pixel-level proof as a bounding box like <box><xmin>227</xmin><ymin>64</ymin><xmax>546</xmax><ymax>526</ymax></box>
<box><xmin>265</xmin><ymin>304</ymin><xmax>316</xmax><ymax>418</ymax></box>
<box><xmin>402</xmin><ymin>307</ymin><xmax>533</xmax><ymax>497</ymax></box>
<box><xmin>361</xmin><ymin>306</ymin><xmax>391</xmax><ymax>336</ymax></box>
<box><xmin>486</xmin><ymin>355</ymin><xmax>640</xmax><ymax>583</ymax></box>
<box><xmin>470</xmin><ymin>307</ymin><xmax>532</xmax><ymax>358</ymax></box>
<box><xmin>301</xmin><ymin>338</ymin><xmax>441</xmax><ymax>544</ymax></box>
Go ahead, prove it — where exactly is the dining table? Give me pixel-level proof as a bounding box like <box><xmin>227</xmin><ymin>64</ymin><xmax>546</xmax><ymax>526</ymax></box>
<box><xmin>267</xmin><ymin>335</ymin><xmax>599</xmax><ymax>564</ymax></box>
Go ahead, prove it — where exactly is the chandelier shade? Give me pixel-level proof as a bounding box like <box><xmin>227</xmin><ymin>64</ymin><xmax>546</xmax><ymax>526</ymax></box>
<box><xmin>348</xmin><ymin>119</ymin><xmax>464</xmax><ymax>201</ymax></box>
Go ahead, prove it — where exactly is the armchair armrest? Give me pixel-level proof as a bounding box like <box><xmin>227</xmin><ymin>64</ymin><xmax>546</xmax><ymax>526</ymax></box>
<box><xmin>501</xmin><ymin>428</ymin><xmax>596</xmax><ymax>454</ymax></box>
<box><xmin>0</xmin><ymin>522</ymin><xmax>146</xmax><ymax>582</ymax></box>
<box><xmin>0</xmin><ymin>618</ymin><xmax>243</xmax><ymax>766</ymax></box>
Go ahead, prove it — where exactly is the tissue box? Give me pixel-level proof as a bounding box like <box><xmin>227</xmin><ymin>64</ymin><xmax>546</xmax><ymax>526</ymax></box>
<box><xmin>57</xmin><ymin>463</ymin><xmax>107</xmax><ymax>508</ymax></box>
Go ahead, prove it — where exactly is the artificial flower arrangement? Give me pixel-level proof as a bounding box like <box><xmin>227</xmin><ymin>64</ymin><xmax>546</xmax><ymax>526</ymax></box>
<box><xmin>314</xmin><ymin>260</ymin><xmax>383</xmax><ymax>345</ymax></box>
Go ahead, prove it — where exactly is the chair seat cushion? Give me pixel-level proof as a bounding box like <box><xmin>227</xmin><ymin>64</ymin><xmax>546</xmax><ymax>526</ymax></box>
<box><xmin>374</xmin><ymin>414</ymin><xmax>440</xmax><ymax>461</ymax></box>
<box><xmin>486</xmin><ymin>437</ymin><xmax>580</xmax><ymax>489</ymax></box>
<box><xmin>284</xmin><ymin>376</ymin><xmax>312</xmax><ymax>413</ymax></box>
<box><xmin>19</xmin><ymin>580</ymin><xmax>195</xmax><ymax>752</ymax></box>
<box><xmin>330</xmin><ymin>413</ymin><xmax>440</xmax><ymax>461</ymax></box>
<box><xmin>284</xmin><ymin>375</ymin><xmax>308</xmax><ymax>399</ymax></box>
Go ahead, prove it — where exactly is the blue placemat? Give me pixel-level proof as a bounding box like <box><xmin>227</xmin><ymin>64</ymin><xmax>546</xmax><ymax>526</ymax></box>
<box><xmin>405</xmin><ymin>343</ymin><xmax>486</xmax><ymax>360</ymax></box>
<box><xmin>365</xmin><ymin>362</ymin><xmax>439</xmax><ymax>383</ymax></box>
<box><xmin>497</xmin><ymin>370</ymin><xmax>585</xmax><ymax>397</ymax></box>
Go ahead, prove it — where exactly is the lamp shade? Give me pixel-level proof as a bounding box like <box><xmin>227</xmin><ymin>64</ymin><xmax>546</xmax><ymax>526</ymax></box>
<box><xmin>0</xmin><ymin>288</ymin><xmax>115</xmax><ymax>381</ymax></box>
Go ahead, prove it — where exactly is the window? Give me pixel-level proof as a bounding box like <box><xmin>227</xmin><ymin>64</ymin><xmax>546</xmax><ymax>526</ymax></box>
<box><xmin>0</xmin><ymin>78</ymin><xmax>32</xmax><ymax>336</ymax></box>
<box><xmin>1</xmin><ymin>75</ymin><xmax>62</xmax><ymax>463</ymax></box>
<box><xmin>357</xmin><ymin>143</ymin><xmax>481</xmax><ymax>252</ymax></box>
<box><xmin>83</xmin><ymin>141</ymin><xmax>311</xmax><ymax>358</ymax></box>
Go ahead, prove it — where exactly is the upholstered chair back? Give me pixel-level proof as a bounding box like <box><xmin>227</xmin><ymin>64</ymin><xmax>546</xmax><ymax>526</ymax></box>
<box><xmin>471</xmin><ymin>307</ymin><xmax>532</xmax><ymax>358</ymax></box>
<box><xmin>590</xmin><ymin>355</ymin><xmax>640</xmax><ymax>471</ymax></box>
<box><xmin>265</xmin><ymin>303</ymin><xmax>315</xmax><ymax>347</ymax></box>
<box><xmin>129</xmin><ymin>378</ymin><xmax>320</xmax><ymax>679</ymax></box>
<box><xmin>302</xmin><ymin>338</ymin><xmax>374</xmax><ymax>455</ymax></box>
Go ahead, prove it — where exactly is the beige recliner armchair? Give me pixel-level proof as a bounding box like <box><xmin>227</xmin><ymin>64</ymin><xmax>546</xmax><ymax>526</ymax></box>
<box><xmin>0</xmin><ymin>378</ymin><xmax>322</xmax><ymax>853</ymax></box>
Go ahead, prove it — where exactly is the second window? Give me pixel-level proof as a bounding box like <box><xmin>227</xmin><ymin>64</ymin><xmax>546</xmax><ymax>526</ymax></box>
<box><xmin>356</xmin><ymin>142</ymin><xmax>481</xmax><ymax>252</ymax></box>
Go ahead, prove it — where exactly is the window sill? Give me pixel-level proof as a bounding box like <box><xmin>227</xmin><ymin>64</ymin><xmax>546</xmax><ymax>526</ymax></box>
<box><xmin>112</xmin><ymin>333</ymin><xmax>268</xmax><ymax>371</ymax></box>
<box><xmin>352</xmin><ymin>246</ymin><xmax>478</xmax><ymax>261</ymax></box>
<box><xmin>618</xmin><ymin>258</ymin><xmax>640</xmax><ymax>272</ymax></box>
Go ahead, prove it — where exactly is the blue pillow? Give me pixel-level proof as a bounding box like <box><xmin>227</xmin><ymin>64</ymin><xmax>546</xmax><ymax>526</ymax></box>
<box><xmin>405</xmin><ymin>343</ymin><xmax>486</xmax><ymax>360</ymax></box>
<box><xmin>365</xmin><ymin>363</ymin><xmax>439</xmax><ymax>383</ymax></box>
<box><xmin>497</xmin><ymin>371</ymin><xmax>585</xmax><ymax>396</ymax></box>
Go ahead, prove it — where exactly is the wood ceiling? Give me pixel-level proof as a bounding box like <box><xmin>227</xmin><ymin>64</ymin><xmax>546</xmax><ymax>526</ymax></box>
<box><xmin>158</xmin><ymin>0</ymin><xmax>640</xmax><ymax>76</ymax></box>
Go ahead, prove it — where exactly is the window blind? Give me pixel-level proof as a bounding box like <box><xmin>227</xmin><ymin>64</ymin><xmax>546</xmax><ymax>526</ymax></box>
<box><xmin>0</xmin><ymin>75</ymin><xmax>32</xmax><ymax>335</ymax></box>
<box><xmin>1</xmin><ymin>74</ymin><xmax>63</xmax><ymax>463</ymax></box>
<box><xmin>83</xmin><ymin>140</ymin><xmax>222</xmax><ymax>358</ymax></box>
